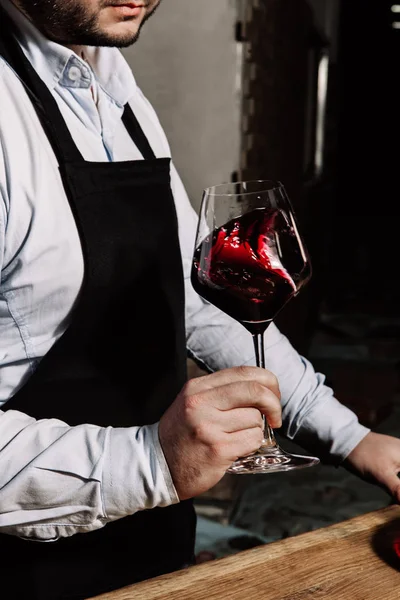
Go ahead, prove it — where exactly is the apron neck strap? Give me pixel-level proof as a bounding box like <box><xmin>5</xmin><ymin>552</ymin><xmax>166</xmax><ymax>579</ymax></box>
<box><xmin>0</xmin><ymin>5</ymin><xmax>83</xmax><ymax>164</ymax></box>
<box><xmin>0</xmin><ymin>6</ymin><xmax>157</xmax><ymax>163</ymax></box>
<box><xmin>122</xmin><ymin>104</ymin><xmax>156</xmax><ymax>160</ymax></box>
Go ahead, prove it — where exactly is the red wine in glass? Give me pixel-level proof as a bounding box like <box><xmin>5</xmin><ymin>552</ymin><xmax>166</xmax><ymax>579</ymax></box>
<box><xmin>191</xmin><ymin>180</ymin><xmax>319</xmax><ymax>473</ymax></box>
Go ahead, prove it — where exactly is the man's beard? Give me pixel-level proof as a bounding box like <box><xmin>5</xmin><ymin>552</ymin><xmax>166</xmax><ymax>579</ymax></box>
<box><xmin>15</xmin><ymin>0</ymin><xmax>159</xmax><ymax>47</ymax></box>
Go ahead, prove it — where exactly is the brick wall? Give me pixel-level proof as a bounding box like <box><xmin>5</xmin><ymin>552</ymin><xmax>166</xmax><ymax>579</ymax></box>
<box><xmin>238</xmin><ymin>0</ymin><xmax>317</xmax><ymax>352</ymax></box>
<box><xmin>238</xmin><ymin>0</ymin><xmax>312</xmax><ymax>210</ymax></box>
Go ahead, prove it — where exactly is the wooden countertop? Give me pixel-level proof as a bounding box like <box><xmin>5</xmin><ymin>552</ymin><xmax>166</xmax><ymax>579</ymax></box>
<box><xmin>89</xmin><ymin>505</ymin><xmax>400</xmax><ymax>600</ymax></box>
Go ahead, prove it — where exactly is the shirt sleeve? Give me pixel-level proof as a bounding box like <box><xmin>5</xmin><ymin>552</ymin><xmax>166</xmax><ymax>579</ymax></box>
<box><xmin>0</xmin><ymin>410</ymin><xmax>178</xmax><ymax>541</ymax></box>
<box><xmin>0</xmin><ymin>71</ymin><xmax>178</xmax><ymax>542</ymax></box>
<box><xmin>1</xmin><ymin>135</ymin><xmax>179</xmax><ymax>535</ymax></box>
<box><xmin>171</xmin><ymin>164</ymin><xmax>371</xmax><ymax>464</ymax></box>
<box><xmin>0</xmin><ymin>126</ymin><xmax>7</xmax><ymax>275</ymax></box>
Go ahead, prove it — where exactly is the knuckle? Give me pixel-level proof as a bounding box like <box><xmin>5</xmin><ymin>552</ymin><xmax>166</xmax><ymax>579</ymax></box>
<box><xmin>264</xmin><ymin>368</ymin><xmax>278</xmax><ymax>383</ymax></box>
<box><xmin>273</xmin><ymin>398</ymin><xmax>283</xmax><ymax>417</ymax></box>
<box><xmin>262</xmin><ymin>388</ymin><xmax>280</xmax><ymax>410</ymax></box>
<box><xmin>272</xmin><ymin>374</ymin><xmax>280</xmax><ymax>390</ymax></box>
<box><xmin>192</xmin><ymin>422</ymin><xmax>210</xmax><ymax>442</ymax></box>
<box><xmin>184</xmin><ymin>392</ymin><xmax>202</xmax><ymax>411</ymax></box>
<box><xmin>182</xmin><ymin>378</ymin><xmax>200</xmax><ymax>395</ymax></box>
<box><xmin>268</xmin><ymin>372</ymin><xmax>281</xmax><ymax>396</ymax></box>
<box><xmin>182</xmin><ymin>396</ymin><xmax>203</xmax><ymax>426</ymax></box>
<box><xmin>207</xmin><ymin>441</ymin><xmax>226</xmax><ymax>462</ymax></box>
<box><xmin>266</xmin><ymin>393</ymin><xmax>280</xmax><ymax>412</ymax></box>
<box><xmin>249</xmin><ymin>380</ymin><xmax>265</xmax><ymax>398</ymax></box>
<box><xmin>235</xmin><ymin>365</ymin><xmax>255</xmax><ymax>379</ymax></box>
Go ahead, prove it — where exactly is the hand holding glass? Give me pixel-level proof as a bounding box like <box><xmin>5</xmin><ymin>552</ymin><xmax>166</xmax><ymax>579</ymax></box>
<box><xmin>191</xmin><ymin>180</ymin><xmax>320</xmax><ymax>474</ymax></box>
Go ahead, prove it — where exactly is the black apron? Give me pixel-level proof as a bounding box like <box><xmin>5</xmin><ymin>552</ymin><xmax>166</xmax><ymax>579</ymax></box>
<box><xmin>0</xmin><ymin>9</ymin><xmax>195</xmax><ymax>600</ymax></box>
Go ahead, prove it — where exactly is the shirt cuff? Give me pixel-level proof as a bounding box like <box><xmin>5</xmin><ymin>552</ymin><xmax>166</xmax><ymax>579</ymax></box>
<box><xmin>103</xmin><ymin>423</ymin><xmax>179</xmax><ymax>521</ymax></box>
<box><xmin>288</xmin><ymin>395</ymin><xmax>371</xmax><ymax>464</ymax></box>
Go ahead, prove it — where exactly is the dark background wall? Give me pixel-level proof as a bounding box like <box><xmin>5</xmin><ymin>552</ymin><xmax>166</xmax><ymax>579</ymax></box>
<box><xmin>239</xmin><ymin>0</ymin><xmax>400</xmax><ymax>350</ymax></box>
<box><xmin>128</xmin><ymin>0</ymin><xmax>400</xmax><ymax>378</ymax></box>
<box><xmin>123</xmin><ymin>0</ymin><xmax>400</xmax><ymax>551</ymax></box>
<box><xmin>327</xmin><ymin>0</ymin><xmax>400</xmax><ymax>316</ymax></box>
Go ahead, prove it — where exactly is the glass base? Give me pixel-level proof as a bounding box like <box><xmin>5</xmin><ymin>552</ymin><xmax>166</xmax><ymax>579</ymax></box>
<box><xmin>226</xmin><ymin>445</ymin><xmax>320</xmax><ymax>474</ymax></box>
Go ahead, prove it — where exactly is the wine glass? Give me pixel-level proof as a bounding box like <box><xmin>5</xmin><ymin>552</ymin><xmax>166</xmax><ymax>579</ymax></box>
<box><xmin>191</xmin><ymin>180</ymin><xmax>320</xmax><ymax>474</ymax></box>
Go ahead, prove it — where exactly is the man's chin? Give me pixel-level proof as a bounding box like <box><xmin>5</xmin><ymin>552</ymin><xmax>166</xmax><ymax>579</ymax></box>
<box><xmin>86</xmin><ymin>22</ymin><xmax>142</xmax><ymax>47</ymax></box>
<box><xmin>102</xmin><ymin>31</ymin><xmax>142</xmax><ymax>48</ymax></box>
<box><xmin>49</xmin><ymin>27</ymin><xmax>142</xmax><ymax>48</ymax></box>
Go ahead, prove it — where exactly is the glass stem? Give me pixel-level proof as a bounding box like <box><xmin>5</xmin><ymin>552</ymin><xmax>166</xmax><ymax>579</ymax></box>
<box><xmin>252</xmin><ymin>332</ymin><xmax>278</xmax><ymax>448</ymax></box>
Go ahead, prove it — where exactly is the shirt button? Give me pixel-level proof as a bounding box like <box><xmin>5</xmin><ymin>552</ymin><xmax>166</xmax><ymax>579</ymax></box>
<box><xmin>68</xmin><ymin>66</ymin><xmax>81</xmax><ymax>82</ymax></box>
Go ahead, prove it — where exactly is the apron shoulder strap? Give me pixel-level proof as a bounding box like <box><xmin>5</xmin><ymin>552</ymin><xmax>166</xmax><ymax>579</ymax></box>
<box><xmin>0</xmin><ymin>6</ymin><xmax>158</xmax><ymax>163</ymax></box>
<box><xmin>122</xmin><ymin>104</ymin><xmax>156</xmax><ymax>160</ymax></box>
<box><xmin>0</xmin><ymin>6</ymin><xmax>83</xmax><ymax>164</ymax></box>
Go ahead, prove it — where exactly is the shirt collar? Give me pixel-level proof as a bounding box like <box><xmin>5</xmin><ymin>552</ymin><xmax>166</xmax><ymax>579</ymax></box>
<box><xmin>0</xmin><ymin>0</ymin><xmax>137</xmax><ymax>107</ymax></box>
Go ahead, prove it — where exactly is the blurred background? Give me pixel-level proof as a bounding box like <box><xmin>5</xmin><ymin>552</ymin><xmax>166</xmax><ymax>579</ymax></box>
<box><xmin>123</xmin><ymin>0</ymin><xmax>400</xmax><ymax>559</ymax></box>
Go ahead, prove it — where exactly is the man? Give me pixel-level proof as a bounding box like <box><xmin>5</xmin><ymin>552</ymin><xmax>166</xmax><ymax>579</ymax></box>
<box><xmin>0</xmin><ymin>1</ymin><xmax>399</xmax><ymax>598</ymax></box>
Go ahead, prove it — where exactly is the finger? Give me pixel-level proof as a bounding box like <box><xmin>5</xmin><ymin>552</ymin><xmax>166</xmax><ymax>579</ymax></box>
<box><xmin>197</xmin><ymin>381</ymin><xmax>282</xmax><ymax>428</ymax></box>
<box><xmin>379</xmin><ymin>470</ymin><xmax>400</xmax><ymax>503</ymax></box>
<box><xmin>189</xmin><ymin>366</ymin><xmax>281</xmax><ymax>400</ymax></box>
<box><xmin>225</xmin><ymin>427</ymin><xmax>265</xmax><ymax>460</ymax></box>
<box><xmin>219</xmin><ymin>407</ymin><xmax>264</xmax><ymax>433</ymax></box>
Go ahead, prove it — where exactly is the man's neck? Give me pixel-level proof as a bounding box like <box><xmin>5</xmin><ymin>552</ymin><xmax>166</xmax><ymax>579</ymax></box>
<box><xmin>68</xmin><ymin>45</ymin><xmax>85</xmax><ymax>58</ymax></box>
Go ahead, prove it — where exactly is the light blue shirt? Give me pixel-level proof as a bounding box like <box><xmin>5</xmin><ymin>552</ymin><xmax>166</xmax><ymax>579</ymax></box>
<box><xmin>0</xmin><ymin>0</ymin><xmax>370</xmax><ymax>541</ymax></box>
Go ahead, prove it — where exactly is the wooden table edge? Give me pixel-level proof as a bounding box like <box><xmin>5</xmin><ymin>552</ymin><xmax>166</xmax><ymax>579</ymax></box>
<box><xmin>88</xmin><ymin>504</ymin><xmax>400</xmax><ymax>599</ymax></box>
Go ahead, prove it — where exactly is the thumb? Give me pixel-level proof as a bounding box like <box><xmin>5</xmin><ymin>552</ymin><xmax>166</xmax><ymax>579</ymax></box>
<box><xmin>379</xmin><ymin>470</ymin><xmax>400</xmax><ymax>503</ymax></box>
